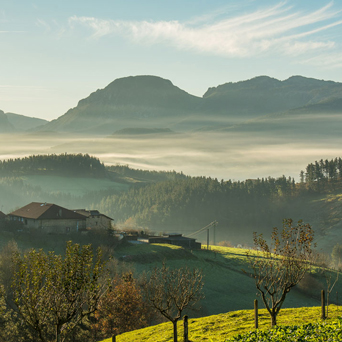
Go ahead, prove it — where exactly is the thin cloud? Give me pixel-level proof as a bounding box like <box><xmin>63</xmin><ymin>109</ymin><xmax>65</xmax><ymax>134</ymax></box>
<box><xmin>300</xmin><ymin>52</ymin><xmax>342</xmax><ymax>69</ymax></box>
<box><xmin>68</xmin><ymin>2</ymin><xmax>342</xmax><ymax>58</ymax></box>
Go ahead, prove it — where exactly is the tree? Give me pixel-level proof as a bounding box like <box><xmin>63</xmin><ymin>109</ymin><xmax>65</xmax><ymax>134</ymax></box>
<box><xmin>331</xmin><ymin>243</ymin><xmax>342</xmax><ymax>268</ymax></box>
<box><xmin>246</xmin><ymin>219</ymin><xmax>314</xmax><ymax>327</ymax></box>
<box><xmin>94</xmin><ymin>272</ymin><xmax>152</xmax><ymax>338</ymax></box>
<box><xmin>143</xmin><ymin>263</ymin><xmax>204</xmax><ymax>342</ymax></box>
<box><xmin>11</xmin><ymin>241</ymin><xmax>108</xmax><ymax>342</ymax></box>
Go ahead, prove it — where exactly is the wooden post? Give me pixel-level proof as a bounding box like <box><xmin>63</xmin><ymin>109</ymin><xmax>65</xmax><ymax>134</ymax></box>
<box><xmin>321</xmin><ymin>289</ymin><xmax>326</xmax><ymax>319</ymax></box>
<box><xmin>184</xmin><ymin>315</ymin><xmax>189</xmax><ymax>342</ymax></box>
<box><xmin>254</xmin><ymin>299</ymin><xmax>258</xmax><ymax>329</ymax></box>
<box><xmin>112</xmin><ymin>335</ymin><xmax>116</xmax><ymax>342</ymax></box>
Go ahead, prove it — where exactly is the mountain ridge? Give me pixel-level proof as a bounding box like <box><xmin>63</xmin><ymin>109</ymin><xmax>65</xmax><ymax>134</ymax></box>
<box><xmin>32</xmin><ymin>74</ymin><xmax>342</xmax><ymax>134</ymax></box>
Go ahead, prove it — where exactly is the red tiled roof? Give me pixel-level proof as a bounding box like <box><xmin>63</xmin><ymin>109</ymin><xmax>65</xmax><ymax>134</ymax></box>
<box><xmin>8</xmin><ymin>202</ymin><xmax>86</xmax><ymax>220</ymax></box>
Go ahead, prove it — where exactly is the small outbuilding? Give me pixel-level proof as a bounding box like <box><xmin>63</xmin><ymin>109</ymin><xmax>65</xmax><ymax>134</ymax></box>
<box><xmin>73</xmin><ymin>209</ymin><xmax>113</xmax><ymax>230</ymax></box>
<box><xmin>148</xmin><ymin>233</ymin><xmax>201</xmax><ymax>249</ymax></box>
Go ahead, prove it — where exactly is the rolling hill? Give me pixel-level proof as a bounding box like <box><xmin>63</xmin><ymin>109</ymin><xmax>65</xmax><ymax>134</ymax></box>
<box><xmin>101</xmin><ymin>306</ymin><xmax>342</xmax><ymax>342</ymax></box>
<box><xmin>5</xmin><ymin>112</ymin><xmax>48</xmax><ymax>131</ymax></box>
<box><xmin>96</xmin><ymin>244</ymin><xmax>341</xmax><ymax>342</ymax></box>
<box><xmin>0</xmin><ymin>110</ymin><xmax>48</xmax><ymax>132</ymax></box>
<box><xmin>0</xmin><ymin>110</ymin><xmax>14</xmax><ymax>133</ymax></box>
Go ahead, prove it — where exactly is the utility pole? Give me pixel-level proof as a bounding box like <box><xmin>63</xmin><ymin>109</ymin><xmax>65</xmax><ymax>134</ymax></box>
<box><xmin>207</xmin><ymin>228</ymin><xmax>209</xmax><ymax>250</ymax></box>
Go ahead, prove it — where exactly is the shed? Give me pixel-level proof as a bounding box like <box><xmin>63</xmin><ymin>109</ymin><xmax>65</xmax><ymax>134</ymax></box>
<box><xmin>148</xmin><ymin>233</ymin><xmax>201</xmax><ymax>249</ymax></box>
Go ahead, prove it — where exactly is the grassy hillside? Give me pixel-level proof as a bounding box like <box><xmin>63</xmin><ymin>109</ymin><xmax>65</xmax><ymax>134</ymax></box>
<box><xmin>110</xmin><ymin>244</ymin><xmax>339</xmax><ymax>317</ymax></box>
<box><xmin>101</xmin><ymin>306</ymin><xmax>342</xmax><ymax>342</ymax></box>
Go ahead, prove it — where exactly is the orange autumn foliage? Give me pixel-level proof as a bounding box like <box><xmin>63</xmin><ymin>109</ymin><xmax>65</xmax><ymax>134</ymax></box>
<box><xmin>94</xmin><ymin>272</ymin><xmax>151</xmax><ymax>337</ymax></box>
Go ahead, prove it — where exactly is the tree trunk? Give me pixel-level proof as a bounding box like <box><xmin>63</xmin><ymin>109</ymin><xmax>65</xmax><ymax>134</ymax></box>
<box><xmin>173</xmin><ymin>320</ymin><xmax>178</xmax><ymax>342</ymax></box>
<box><xmin>56</xmin><ymin>325</ymin><xmax>61</xmax><ymax>342</ymax></box>
<box><xmin>271</xmin><ymin>312</ymin><xmax>277</xmax><ymax>327</ymax></box>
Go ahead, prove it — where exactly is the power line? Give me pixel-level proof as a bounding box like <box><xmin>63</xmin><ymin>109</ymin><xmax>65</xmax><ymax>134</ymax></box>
<box><xmin>187</xmin><ymin>220</ymin><xmax>218</xmax><ymax>238</ymax></box>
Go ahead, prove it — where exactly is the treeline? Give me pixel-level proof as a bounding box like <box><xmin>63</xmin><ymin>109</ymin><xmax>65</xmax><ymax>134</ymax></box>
<box><xmin>0</xmin><ymin>153</ymin><xmax>188</xmax><ymax>183</ymax></box>
<box><xmin>302</xmin><ymin>157</ymin><xmax>342</xmax><ymax>189</ymax></box>
<box><xmin>0</xmin><ymin>154</ymin><xmax>106</xmax><ymax>177</ymax></box>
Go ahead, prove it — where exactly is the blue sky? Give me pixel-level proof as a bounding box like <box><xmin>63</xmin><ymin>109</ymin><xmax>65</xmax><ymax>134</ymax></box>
<box><xmin>1</xmin><ymin>0</ymin><xmax>342</xmax><ymax>120</ymax></box>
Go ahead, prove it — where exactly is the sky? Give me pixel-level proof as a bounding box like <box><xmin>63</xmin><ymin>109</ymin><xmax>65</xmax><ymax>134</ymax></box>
<box><xmin>1</xmin><ymin>0</ymin><xmax>342</xmax><ymax>121</ymax></box>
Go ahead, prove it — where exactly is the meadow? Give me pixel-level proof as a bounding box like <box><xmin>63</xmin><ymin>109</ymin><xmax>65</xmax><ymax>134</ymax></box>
<box><xmin>109</xmin><ymin>244</ymin><xmax>338</xmax><ymax>316</ymax></box>
<box><xmin>101</xmin><ymin>306</ymin><xmax>342</xmax><ymax>342</ymax></box>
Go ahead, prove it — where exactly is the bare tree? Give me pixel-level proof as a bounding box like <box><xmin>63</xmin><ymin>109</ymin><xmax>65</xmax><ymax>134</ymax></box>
<box><xmin>323</xmin><ymin>269</ymin><xmax>339</xmax><ymax>318</ymax></box>
<box><xmin>246</xmin><ymin>219</ymin><xmax>314</xmax><ymax>327</ymax></box>
<box><xmin>11</xmin><ymin>241</ymin><xmax>109</xmax><ymax>342</ymax></box>
<box><xmin>143</xmin><ymin>263</ymin><xmax>204</xmax><ymax>342</ymax></box>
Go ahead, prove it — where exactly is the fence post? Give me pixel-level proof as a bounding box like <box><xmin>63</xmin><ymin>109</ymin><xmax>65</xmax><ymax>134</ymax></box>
<box><xmin>184</xmin><ymin>315</ymin><xmax>189</xmax><ymax>342</ymax></box>
<box><xmin>254</xmin><ymin>299</ymin><xmax>258</xmax><ymax>329</ymax></box>
<box><xmin>321</xmin><ymin>289</ymin><xmax>326</xmax><ymax>319</ymax></box>
<box><xmin>112</xmin><ymin>335</ymin><xmax>116</xmax><ymax>342</ymax></box>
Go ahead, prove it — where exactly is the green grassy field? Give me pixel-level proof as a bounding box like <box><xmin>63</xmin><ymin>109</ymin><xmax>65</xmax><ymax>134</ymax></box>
<box><xmin>101</xmin><ymin>306</ymin><xmax>342</xmax><ymax>342</ymax></box>
<box><xmin>20</xmin><ymin>175</ymin><xmax>129</xmax><ymax>196</ymax></box>
<box><xmin>112</xmin><ymin>244</ymin><xmax>335</xmax><ymax>316</ymax></box>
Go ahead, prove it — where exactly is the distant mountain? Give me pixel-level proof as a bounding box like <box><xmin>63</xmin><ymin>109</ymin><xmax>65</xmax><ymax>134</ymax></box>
<box><xmin>5</xmin><ymin>112</ymin><xmax>48</xmax><ymax>131</ymax></box>
<box><xmin>0</xmin><ymin>110</ymin><xmax>15</xmax><ymax>133</ymax></box>
<box><xmin>40</xmin><ymin>75</ymin><xmax>202</xmax><ymax>134</ymax></box>
<box><xmin>206</xmin><ymin>96</ymin><xmax>342</xmax><ymax>138</ymax></box>
<box><xmin>36</xmin><ymin>75</ymin><xmax>342</xmax><ymax>135</ymax></box>
<box><xmin>202</xmin><ymin>75</ymin><xmax>342</xmax><ymax>118</ymax></box>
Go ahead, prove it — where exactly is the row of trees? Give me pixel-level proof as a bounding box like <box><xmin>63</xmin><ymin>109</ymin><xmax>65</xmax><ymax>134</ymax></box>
<box><xmin>0</xmin><ymin>241</ymin><xmax>204</xmax><ymax>342</ymax></box>
<box><xmin>302</xmin><ymin>157</ymin><xmax>342</xmax><ymax>188</ymax></box>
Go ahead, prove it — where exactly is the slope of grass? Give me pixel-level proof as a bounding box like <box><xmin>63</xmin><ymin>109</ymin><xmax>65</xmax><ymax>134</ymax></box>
<box><xmin>101</xmin><ymin>306</ymin><xmax>342</xmax><ymax>342</ymax></box>
<box><xmin>112</xmin><ymin>244</ymin><xmax>335</xmax><ymax>316</ymax></box>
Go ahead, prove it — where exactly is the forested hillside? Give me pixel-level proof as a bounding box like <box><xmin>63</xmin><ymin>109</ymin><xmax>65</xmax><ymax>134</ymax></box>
<box><xmin>93</xmin><ymin>157</ymin><xmax>342</xmax><ymax>247</ymax></box>
<box><xmin>95</xmin><ymin>175</ymin><xmax>297</xmax><ymax>237</ymax></box>
<box><xmin>0</xmin><ymin>154</ymin><xmax>106</xmax><ymax>177</ymax></box>
<box><xmin>2</xmin><ymin>153</ymin><xmax>342</xmax><ymax>250</ymax></box>
<box><xmin>0</xmin><ymin>154</ymin><xmax>188</xmax><ymax>213</ymax></box>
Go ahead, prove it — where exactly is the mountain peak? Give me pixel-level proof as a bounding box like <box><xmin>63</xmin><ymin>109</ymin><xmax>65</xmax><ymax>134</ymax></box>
<box><xmin>77</xmin><ymin>75</ymin><xmax>200</xmax><ymax>108</ymax></box>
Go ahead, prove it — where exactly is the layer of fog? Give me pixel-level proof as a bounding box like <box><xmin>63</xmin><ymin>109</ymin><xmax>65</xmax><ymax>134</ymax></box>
<box><xmin>1</xmin><ymin>128</ymin><xmax>342</xmax><ymax>181</ymax></box>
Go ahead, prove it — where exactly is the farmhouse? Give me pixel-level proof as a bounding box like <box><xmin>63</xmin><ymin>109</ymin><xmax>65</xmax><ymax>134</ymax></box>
<box><xmin>148</xmin><ymin>233</ymin><xmax>201</xmax><ymax>249</ymax></box>
<box><xmin>7</xmin><ymin>202</ymin><xmax>86</xmax><ymax>234</ymax></box>
<box><xmin>74</xmin><ymin>209</ymin><xmax>113</xmax><ymax>230</ymax></box>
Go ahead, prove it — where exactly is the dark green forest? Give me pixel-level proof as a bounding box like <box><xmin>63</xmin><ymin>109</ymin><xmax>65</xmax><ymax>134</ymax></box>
<box><xmin>0</xmin><ymin>154</ymin><xmax>106</xmax><ymax>177</ymax></box>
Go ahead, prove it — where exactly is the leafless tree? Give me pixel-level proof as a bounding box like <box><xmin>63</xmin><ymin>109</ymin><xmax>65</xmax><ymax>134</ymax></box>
<box><xmin>323</xmin><ymin>269</ymin><xmax>339</xmax><ymax>317</ymax></box>
<box><xmin>143</xmin><ymin>263</ymin><xmax>204</xmax><ymax>342</ymax></box>
<box><xmin>246</xmin><ymin>219</ymin><xmax>315</xmax><ymax>327</ymax></box>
